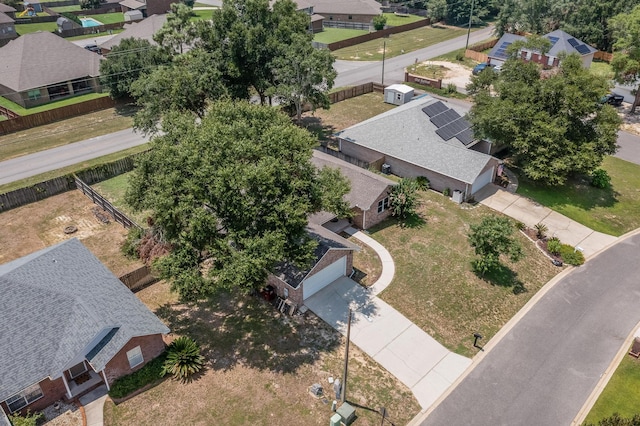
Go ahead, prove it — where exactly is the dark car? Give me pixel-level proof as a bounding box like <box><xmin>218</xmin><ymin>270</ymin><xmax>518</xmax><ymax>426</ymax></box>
<box><xmin>84</xmin><ymin>44</ymin><xmax>102</xmax><ymax>54</ymax></box>
<box><xmin>601</xmin><ymin>92</ymin><xmax>624</xmax><ymax>106</ymax></box>
<box><xmin>472</xmin><ymin>62</ymin><xmax>495</xmax><ymax>76</ymax></box>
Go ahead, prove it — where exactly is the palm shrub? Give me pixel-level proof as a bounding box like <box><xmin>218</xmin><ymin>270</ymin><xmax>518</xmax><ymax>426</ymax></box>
<box><xmin>547</xmin><ymin>237</ymin><xmax>562</xmax><ymax>255</ymax></box>
<box><xmin>415</xmin><ymin>176</ymin><xmax>430</xmax><ymax>190</ymax></box>
<box><xmin>534</xmin><ymin>222</ymin><xmax>548</xmax><ymax>239</ymax></box>
<box><xmin>162</xmin><ymin>336</ymin><xmax>205</xmax><ymax>382</ymax></box>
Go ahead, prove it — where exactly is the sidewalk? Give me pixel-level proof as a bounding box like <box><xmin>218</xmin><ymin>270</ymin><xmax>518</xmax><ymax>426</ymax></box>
<box><xmin>304</xmin><ymin>229</ymin><xmax>471</xmax><ymax>409</ymax></box>
<box><xmin>79</xmin><ymin>385</ymin><xmax>108</xmax><ymax>426</ymax></box>
<box><xmin>474</xmin><ymin>185</ymin><xmax>618</xmax><ymax>258</ymax></box>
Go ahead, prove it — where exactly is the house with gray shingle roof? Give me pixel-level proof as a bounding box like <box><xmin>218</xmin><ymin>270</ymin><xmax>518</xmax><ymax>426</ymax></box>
<box><xmin>336</xmin><ymin>95</ymin><xmax>500</xmax><ymax>200</ymax></box>
<box><xmin>312</xmin><ymin>0</ymin><xmax>381</xmax><ymax>24</ymax></box>
<box><xmin>0</xmin><ymin>239</ymin><xmax>169</xmax><ymax>416</ymax></box>
<box><xmin>99</xmin><ymin>13</ymin><xmax>167</xmax><ymax>53</ymax></box>
<box><xmin>0</xmin><ymin>11</ymin><xmax>17</xmax><ymax>47</ymax></box>
<box><xmin>0</xmin><ymin>31</ymin><xmax>102</xmax><ymax>108</ymax></box>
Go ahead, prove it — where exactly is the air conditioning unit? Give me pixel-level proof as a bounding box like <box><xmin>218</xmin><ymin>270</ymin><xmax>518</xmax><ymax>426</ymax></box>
<box><xmin>329</xmin><ymin>413</ymin><xmax>342</xmax><ymax>426</ymax></box>
<box><xmin>381</xmin><ymin>164</ymin><xmax>391</xmax><ymax>174</ymax></box>
<box><xmin>452</xmin><ymin>190</ymin><xmax>464</xmax><ymax>204</ymax></box>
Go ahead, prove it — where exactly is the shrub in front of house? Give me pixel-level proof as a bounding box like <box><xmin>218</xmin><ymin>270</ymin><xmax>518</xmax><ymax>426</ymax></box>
<box><xmin>109</xmin><ymin>352</ymin><xmax>167</xmax><ymax>399</ymax></box>
<box><xmin>559</xmin><ymin>244</ymin><xmax>585</xmax><ymax>266</ymax></box>
<box><xmin>547</xmin><ymin>237</ymin><xmax>562</xmax><ymax>255</ymax></box>
<box><xmin>8</xmin><ymin>411</ymin><xmax>43</xmax><ymax>426</ymax></box>
<box><xmin>162</xmin><ymin>336</ymin><xmax>205</xmax><ymax>383</ymax></box>
<box><xmin>415</xmin><ymin>176</ymin><xmax>430</xmax><ymax>190</ymax></box>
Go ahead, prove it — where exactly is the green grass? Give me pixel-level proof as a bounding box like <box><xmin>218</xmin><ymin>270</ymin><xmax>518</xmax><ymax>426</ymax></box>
<box><xmin>313</xmin><ymin>27</ymin><xmax>368</xmax><ymax>44</ymax></box>
<box><xmin>516</xmin><ymin>157</ymin><xmax>640</xmax><ymax>236</ymax></box>
<box><xmin>193</xmin><ymin>2</ymin><xmax>213</xmax><ymax>7</ymax></box>
<box><xmin>432</xmin><ymin>47</ymin><xmax>483</xmax><ymax>68</ymax></box>
<box><xmin>50</xmin><ymin>4</ymin><xmax>81</xmax><ymax>12</ymax></box>
<box><xmin>584</xmin><ymin>355</ymin><xmax>640</xmax><ymax>424</ymax></box>
<box><xmin>191</xmin><ymin>9</ymin><xmax>213</xmax><ymax>20</ymax></box>
<box><xmin>333</xmin><ymin>25</ymin><xmax>467</xmax><ymax>61</ymax></box>
<box><xmin>375</xmin><ymin>191</ymin><xmax>560</xmax><ymax>357</ymax></box>
<box><xmin>382</xmin><ymin>12</ymin><xmax>427</xmax><ymax>27</ymax></box>
<box><xmin>591</xmin><ymin>60</ymin><xmax>614</xmax><ymax>80</ymax></box>
<box><xmin>66</xmin><ymin>28</ymin><xmax>124</xmax><ymax>40</ymax></box>
<box><xmin>15</xmin><ymin>21</ymin><xmax>58</xmax><ymax>35</ymax></box>
<box><xmin>84</xmin><ymin>12</ymin><xmax>124</xmax><ymax>24</ymax></box>
<box><xmin>0</xmin><ymin>93</ymin><xmax>109</xmax><ymax>116</ymax></box>
<box><xmin>92</xmin><ymin>172</ymin><xmax>150</xmax><ymax>225</ymax></box>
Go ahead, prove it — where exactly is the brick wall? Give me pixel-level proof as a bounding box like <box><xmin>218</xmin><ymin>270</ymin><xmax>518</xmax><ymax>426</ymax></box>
<box><xmin>103</xmin><ymin>334</ymin><xmax>166</xmax><ymax>386</ymax></box>
<box><xmin>267</xmin><ymin>274</ymin><xmax>303</xmax><ymax>306</ymax></box>
<box><xmin>1</xmin><ymin>377</ymin><xmax>67</xmax><ymax>416</ymax></box>
<box><xmin>363</xmin><ymin>191</ymin><xmax>393</xmax><ymax>229</ymax></box>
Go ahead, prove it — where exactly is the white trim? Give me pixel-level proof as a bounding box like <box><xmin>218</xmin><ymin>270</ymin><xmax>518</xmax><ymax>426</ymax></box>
<box><xmin>68</xmin><ymin>361</ymin><xmax>88</xmax><ymax>379</ymax></box>
<box><xmin>61</xmin><ymin>373</ymin><xmax>72</xmax><ymax>399</ymax></box>
<box><xmin>101</xmin><ymin>370</ymin><xmax>110</xmax><ymax>391</ymax></box>
<box><xmin>4</xmin><ymin>383</ymin><xmax>44</xmax><ymax>413</ymax></box>
<box><xmin>126</xmin><ymin>346</ymin><xmax>144</xmax><ymax>369</ymax></box>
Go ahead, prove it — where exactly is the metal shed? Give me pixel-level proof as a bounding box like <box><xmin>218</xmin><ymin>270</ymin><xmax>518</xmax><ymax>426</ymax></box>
<box><xmin>384</xmin><ymin>84</ymin><xmax>414</xmax><ymax>105</ymax></box>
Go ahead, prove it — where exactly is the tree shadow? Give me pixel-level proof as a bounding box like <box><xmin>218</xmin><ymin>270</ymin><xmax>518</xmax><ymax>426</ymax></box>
<box><xmin>154</xmin><ymin>290</ymin><xmax>341</xmax><ymax>375</ymax></box>
<box><xmin>114</xmin><ymin>101</ymin><xmax>139</xmax><ymax>118</ymax></box>
<box><xmin>299</xmin><ymin>115</ymin><xmax>337</xmax><ymax>143</ymax></box>
<box><xmin>476</xmin><ymin>263</ymin><xmax>527</xmax><ymax>295</ymax></box>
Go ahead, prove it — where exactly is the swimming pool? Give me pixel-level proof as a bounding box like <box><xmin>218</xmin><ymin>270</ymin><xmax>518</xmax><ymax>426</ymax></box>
<box><xmin>80</xmin><ymin>17</ymin><xmax>103</xmax><ymax>28</ymax></box>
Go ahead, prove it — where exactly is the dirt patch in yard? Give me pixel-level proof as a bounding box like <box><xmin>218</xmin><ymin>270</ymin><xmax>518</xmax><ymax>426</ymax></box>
<box><xmin>0</xmin><ymin>190</ymin><xmax>142</xmax><ymax>276</ymax></box>
<box><xmin>412</xmin><ymin>60</ymin><xmax>472</xmax><ymax>90</ymax></box>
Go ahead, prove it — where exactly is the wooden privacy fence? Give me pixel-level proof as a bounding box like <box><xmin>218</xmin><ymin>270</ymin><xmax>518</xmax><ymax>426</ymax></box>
<box><xmin>317</xmin><ymin>146</ymin><xmax>371</xmax><ymax>169</ymax></box>
<box><xmin>74</xmin><ymin>176</ymin><xmax>141</xmax><ymax>229</ymax></box>
<box><xmin>465</xmin><ymin>49</ymin><xmax>489</xmax><ymax>62</ymax></box>
<box><xmin>325</xmin><ymin>19</ymin><xmax>431</xmax><ymax>51</ymax></box>
<box><xmin>594</xmin><ymin>51</ymin><xmax>613</xmax><ymax>62</ymax></box>
<box><xmin>329</xmin><ymin>82</ymin><xmax>385</xmax><ymax>104</ymax></box>
<box><xmin>469</xmin><ymin>38</ymin><xmax>499</xmax><ymax>52</ymax></box>
<box><xmin>119</xmin><ymin>265</ymin><xmax>158</xmax><ymax>292</ymax></box>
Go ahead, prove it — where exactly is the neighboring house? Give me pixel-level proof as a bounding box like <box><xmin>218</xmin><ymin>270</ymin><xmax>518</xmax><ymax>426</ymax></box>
<box><xmin>310</xmin><ymin>149</ymin><xmax>396</xmax><ymax>230</ymax></box>
<box><xmin>0</xmin><ymin>31</ymin><xmax>101</xmax><ymax>108</ymax></box>
<box><xmin>119</xmin><ymin>0</ymin><xmax>172</xmax><ymax>18</ymax></box>
<box><xmin>0</xmin><ymin>11</ymin><xmax>17</xmax><ymax>47</ymax></box>
<box><xmin>312</xmin><ymin>0</ymin><xmax>381</xmax><ymax>24</ymax></box>
<box><xmin>336</xmin><ymin>95</ymin><xmax>500</xmax><ymax>199</ymax></box>
<box><xmin>0</xmin><ymin>3</ymin><xmax>16</xmax><ymax>18</ymax></box>
<box><xmin>267</xmin><ymin>223</ymin><xmax>359</xmax><ymax>306</ymax></box>
<box><xmin>0</xmin><ymin>238</ymin><xmax>169</xmax><ymax>417</ymax></box>
<box><xmin>99</xmin><ymin>13</ymin><xmax>167</xmax><ymax>53</ymax></box>
<box><xmin>488</xmin><ymin>29</ymin><xmax>596</xmax><ymax>68</ymax></box>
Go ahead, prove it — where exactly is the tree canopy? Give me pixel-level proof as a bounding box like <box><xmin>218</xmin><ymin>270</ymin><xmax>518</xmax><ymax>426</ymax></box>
<box><xmin>610</xmin><ymin>5</ymin><xmax>640</xmax><ymax>112</ymax></box>
<box><xmin>125</xmin><ymin>101</ymin><xmax>350</xmax><ymax>300</ymax></box>
<box><xmin>468</xmin><ymin>215</ymin><xmax>522</xmax><ymax>276</ymax></box>
<box><xmin>468</xmin><ymin>54</ymin><xmax>621</xmax><ymax>185</ymax></box>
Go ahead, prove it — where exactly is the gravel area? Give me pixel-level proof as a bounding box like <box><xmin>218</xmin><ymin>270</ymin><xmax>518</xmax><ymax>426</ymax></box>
<box><xmin>41</xmin><ymin>401</ymin><xmax>83</xmax><ymax>426</ymax></box>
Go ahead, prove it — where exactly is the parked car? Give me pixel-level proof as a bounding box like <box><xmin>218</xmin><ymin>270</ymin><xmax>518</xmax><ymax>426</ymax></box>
<box><xmin>472</xmin><ymin>62</ymin><xmax>495</xmax><ymax>75</ymax></box>
<box><xmin>600</xmin><ymin>92</ymin><xmax>624</xmax><ymax>106</ymax></box>
<box><xmin>84</xmin><ymin>44</ymin><xmax>101</xmax><ymax>54</ymax></box>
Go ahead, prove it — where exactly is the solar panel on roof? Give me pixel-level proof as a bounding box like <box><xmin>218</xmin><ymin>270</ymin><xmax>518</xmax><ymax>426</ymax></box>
<box><xmin>436</xmin><ymin>117</ymin><xmax>470</xmax><ymax>141</ymax></box>
<box><xmin>456</xmin><ymin>128</ymin><xmax>475</xmax><ymax>146</ymax></box>
<box><xmin>567</xmin><ymin>38</ymin><xmax>579</xmax><ymax>47</ymax></box>
<box><xmin>575</xmin><ymin>44</ymin><xmax>591</xmax><ymax>54</ymax></box>
<box><xmin>548</xmin><ymin>36</ymin><xmax>559</xmax><ymax>46</ymax></box>
<box><xmin>422</xmin><ymin>101</ymin><xmax>448</xmax><ymax>117</ymax></box>
<box><xmin>430</xmin><ymin>109</ymin><xmax>461</xmax><ymax>128</ymax></box>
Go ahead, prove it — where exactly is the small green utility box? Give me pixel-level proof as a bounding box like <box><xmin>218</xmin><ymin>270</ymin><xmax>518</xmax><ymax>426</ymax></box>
<box><xmin>329</xmin><ymin>413</ymin><xmax>342</xmax><ymax>426</ymax></box>
<box><xmin>336</xmin><ymin>402</ymin><xmax>356</xmax><ymax>425</ymax></box>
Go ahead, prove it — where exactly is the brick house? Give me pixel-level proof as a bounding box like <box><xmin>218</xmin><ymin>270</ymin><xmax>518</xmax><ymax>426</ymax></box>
<box><xmin>267</xmin><ymin>223</ymin><xmax>359</xmax><ymax>306</ymax></box>
<box><xmin>0</xmin><ymin>239</ymin><xmax>169</xmax><ymax>417</ymax></box>
<box><xmin>335</xmin><ymin>95</ymin><xmax>500</xmax><ymax>201</ymax></box>
<box><xmin>119</xmin><ymin>0</ymin><xmax>173</xmax><ymax>18</ymax></box>
<box><xmin>99</xmin><ymin>13</ymin><xmax>167</xmax><ymax>53</ymax></box>
<box><xmin>312</xmin><ymin>0</ymin><xmax>381</xmax><ymax>24</ymax></box>
<box><xmin>0</xmin><ymin>4</ymin><xmax>17</xmax><ymax>48</ymax></box>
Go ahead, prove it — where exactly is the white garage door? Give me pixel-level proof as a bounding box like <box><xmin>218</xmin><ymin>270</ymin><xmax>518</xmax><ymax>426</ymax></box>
<box><xmin>471</xmin><ymin>166</ymin><xmax>494</xmax><ymax>194</ymax></box>
<box><xmin>302</xmin><ymin>256</ymin><xmax>347</xmax><ymax>300</ymax></box>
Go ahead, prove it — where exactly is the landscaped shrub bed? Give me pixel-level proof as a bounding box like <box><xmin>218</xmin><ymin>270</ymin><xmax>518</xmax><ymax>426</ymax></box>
<box><xmin>109</xmin><ymin>351</ymin><xmax>167</xmax><ymax>399</ymax></box>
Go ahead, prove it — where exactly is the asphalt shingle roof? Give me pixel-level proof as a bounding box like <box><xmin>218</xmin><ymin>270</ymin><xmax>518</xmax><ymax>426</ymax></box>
<box><xmin>336</xmin><ymin>95</ymin><xmax>494</xmax><ymax>184</ymax></box>
<box><xmin>0</xmin><ymin>3</ymin><xmax>16</xmax><ymax>13</ymax></box>
<box><xmin>0</xmin><ymin>11</ymin><xmax>14</xmax><ymax>23</ymax></box>
<box><xmin>0</xmin><ymin>239</ymin><xmax>169</xmax><ymax>402</ymax></box>
<box><xmin>0</xmin><ymin>31</ymin><xmax>101</xmax><ymax>92</ymax></box>
<box><xmin>99</xmin><ymin>14</ymin><xmax>167</xmax><ymax>50</ymax></box>
<box><xmin>545</xmin><ymin>29</ymin><xmax>596</xmax><ymax>57</ymax></box>
<box><xmin>312</xmin><ymin>0</ymin><xmax>381</xmax><ymax>16</ymax></box>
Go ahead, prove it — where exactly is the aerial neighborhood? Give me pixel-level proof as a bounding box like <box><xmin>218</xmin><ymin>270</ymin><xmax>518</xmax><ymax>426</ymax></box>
<box><xmin>1</xmin><ymin>0</ymin><xmax>640</xmax><ymax>425</ymax></box>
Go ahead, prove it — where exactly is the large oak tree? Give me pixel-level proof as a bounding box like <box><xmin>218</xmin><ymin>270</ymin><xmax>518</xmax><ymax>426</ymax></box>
<box><xmin>610</xmin><ymin>5</ymin><xmax>640</xmax><ymax>112</ymax></box>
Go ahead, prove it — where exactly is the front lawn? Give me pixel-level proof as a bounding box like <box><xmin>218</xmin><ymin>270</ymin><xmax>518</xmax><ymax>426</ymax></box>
<box><xmin>375</xmin><ymin>191</ymin><xmax>560</xmax><ymax>357</ymax></box>
<box><xmin>517</xmin><ymin>156</ymin><xmax>640</xmax><ymax>236</ymax></box>
<box><xmin>313</xmin><ymin>27</ymin><xmax>368</xmax><ymax>44</ymax></box>
<box><xmin>333</xmin><ymin>25</ymin><xmax>467</xmax><ymax>61</ymax></box>
<box><xmin>103</xmin><ymin>282</ymin><xmax>421</xmax><ymax>425</ymax></box>
<box><xmin>583</xmin><ymin>355</ymin><xmax>640</xmax><ymax>424</ymax></box>
<box><xmin>85</xmin><ymin>12</ymin><xmax>124</xmax><ymax>24</ymax></box>
<box><xmin>15</xmin><ymin>22</ymin><xmax>57</xmax><ymax>35</ymax></box>
<box><xmin>382</xmin><ymin>12</ymin><xmax>427</xmax><ymax>27</ymax></box>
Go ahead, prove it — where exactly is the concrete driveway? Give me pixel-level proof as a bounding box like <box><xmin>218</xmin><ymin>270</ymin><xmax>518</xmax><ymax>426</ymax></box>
<box><xmin>305</xmin><ymin>277</ymin><xmax>471</xmax><ymax>409</ymax></box>
<box><xmin>474</xmin><ymin>185</ymin><xmax>617</xmax><ymax>257</ymax></box>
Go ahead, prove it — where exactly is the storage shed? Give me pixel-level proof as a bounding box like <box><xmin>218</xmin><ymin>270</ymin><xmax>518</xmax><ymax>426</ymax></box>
<box><xmin>124</xmin><ymin>9</ymin><xmax>144</xmax><ymax>22</ymax></box>
<box><xmin>384</xmin><ymin>84</ymin><xmax>414</xmax><ymax>105</ymax></box>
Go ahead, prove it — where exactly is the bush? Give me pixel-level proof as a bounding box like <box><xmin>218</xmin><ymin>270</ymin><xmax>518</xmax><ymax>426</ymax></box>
<box><xmin>559</xmin><ymin>244</ymin><xmax>585</xmax><ymax>266</ymax></box>
<box><xmin>446</xmin><ymin>83</ymin><xmax>457</xmax><ymax>94</ymax></box>
<box><xmin>515</xmin><ymin>221</ymin><xmax>526</xmax><ymax>231</ymax></box>
<box><xmin>61</xmin><ymin>11</ymin><xmax>82</xmax><ymax>25</ymax></box>
<box><xmin>162</xmin><ymin>336</ymin><xmax>205</xmax><ymax>382</ymax></box>
<box><xmin>373</xmin><ymin>14</ymin><xmax>387</xmax><ymax>30</ymax></box>
<box><xmin>8</xmin><ymin>411</ymin><xmax>43</xmax><ymax>426</ymax></box>
<box><xmin>122</xmin><ymin>226</ymin><xmax>144</xmax><ymax>259</ymax></box>
<box><xmin>534</xmin><ymin>222</ymin><xmax>548</xmax><ymax>239</ymax></box>
<box><xmin>547</xmin><ymin>237</ymin><xmax>562</xmax><ymax>255</ymax></box>
<box><xmin>443</xmin><ymin>187</ymin><xmax>451</xmax><ymax>197</ymax></box>
<box><xmin>109</xmin><ymin>352</ymin><xmax>167</xmax><ymax>399</ymax></box>
<box><xmin>591</xmin><ymin>168</ymin><xmax>611</xmax><ymax>189</ymax></box>
<box><xmin>455</xmin><ymin>51</ymin><xmax>465</xmax><ymax>61</ymax></box>
<box><xmin>415</xmin><ymin>176</ymin><xmax>430</xmax><ymax>190</ymax></box>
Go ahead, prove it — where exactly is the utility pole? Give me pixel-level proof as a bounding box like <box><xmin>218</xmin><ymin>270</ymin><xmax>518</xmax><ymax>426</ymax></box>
<box><xmin>381</xmin><ymin>40</ymin><xmax>386</xmax><ymax>85</ymax></box>
<box><xmin>340</xmin><ymin>309</ymin><xmax>352</xmax><ymax>403</ymax></box>
<box><xmin>465</xmin><ymin>0</ymin><xmax>475</xmax><ymax>50</ymax></box>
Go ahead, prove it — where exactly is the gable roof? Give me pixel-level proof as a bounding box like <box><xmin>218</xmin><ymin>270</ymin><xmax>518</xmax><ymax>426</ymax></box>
<box><xmin>544</xmin><ymin>29</ymin><xmax>596</xmax><ymax>57</ymax></box>
<box><xmin>487</xmin><ymin>32</ymin><xmax>525</xmax><ymax>61</ymax></box>
<box><xmin>119</xmin><ymin>0</ymin><xmax>146</xmax><ymax>9</ymax></box>
<box><xmin>312</xmin><ymin>0</ymin><xmax>380</xmax><ymax>16</ymax></box>
<box><xmin>272</xmin><ymin>223</ymin><xmax>359</xmax><ymax>288</ymax></box>
<box><xmin>336</xmin><ymin>95</ymin><xmax>495</xmax><ymax>184</ymax></box>
<box><xmin>0</xmin><ymin>239</ymin><xmax>169</xmax><ymax>402</ymax></box>
<box><xmin>0</xmin><ymin>32</ymin><xmax>101</xmax><ymax>92</ymax></box>
<box><xmin>0</xmin><ymin>3</ymin><xmax>16</xmax><ymax>13</ymax></box>
<box><xmin>100</xmin><ymin>13</ymin><xmax>167</xmax><ymax>50</ymax></box>
<box><xmin>0</xmin><ymin>11</ymin><xmax>14</xmax><ymax>23</ymax></box>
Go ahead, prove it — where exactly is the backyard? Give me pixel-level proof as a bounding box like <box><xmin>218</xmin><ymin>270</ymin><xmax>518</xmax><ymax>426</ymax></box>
<box><xmin>382</xmin><ymin>12</ymin><xmax>426</xmax><ymax>27</ymax></box>
<box><xmin>313</xmin><ymin>27</ymin><xmax>368</xmax><ymax>44</ymax></box>
<box><xmin>0</xmin><ymin>92</ymin><xmax>109</xmax><ymax>116</ymax></box>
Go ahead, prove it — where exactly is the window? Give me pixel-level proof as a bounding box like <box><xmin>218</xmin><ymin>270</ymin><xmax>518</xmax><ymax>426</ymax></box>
<box><xmin>5</xmin><ymin>384</ymin><xmax>43</xmax><ymax>413</ymax></box>
<box><xmin>126</xmin><ymin>346</ymin><xmax>144</xmax><ymax>369</ymax></box>
<box><xmin>547</xmin><ymin>55</ymin><xmax>554</xmax><ymax>66</ymax></box>
<box><xmin>27</xmin><ymin>90</ymin><xmax>40</xmax><ymax>101</ymax></box>
<box><xmin>377</xmin><ymin>197</ymin><xmax>389</xmax><ymax>213</ymax></box>
<box><xmin>348</xmin><ymin>15</ymin><xmax>352</xmax><ymax>20</ymax></box>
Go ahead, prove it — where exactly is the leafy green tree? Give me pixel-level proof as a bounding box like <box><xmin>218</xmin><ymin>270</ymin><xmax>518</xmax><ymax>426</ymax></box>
<box><xmin>445</xmin><ymin>0</ymin><xmax>492</xmax><ymax>26</ymax></box>
<box><xmin>468</xmin><ymin>54</ymin><xmax>621</xmax><ymax>185</ymax></box>
<box><xmin>126</xmin><ymin>101</ymin><xmax>351</xmax><ymax>300</ymax></box>
<box><xmin>468</xmin><ymin>216</ymin><xmax>523</xmax><ymax>276</ymax></box>
<box><xmin>583</xmin><ymin>413</ymin><xmax>640</xmax><ymax>426</ymax></box>
<box><xmin>153</xmin><ymin>3</ymin><xmax>197</xmax><ymax>55</ymax></box>
<box><xmin>427</xmin><ymin>0</ymin><xmax>448</xmax><ymax>22</ymax></box>
<box><xmin>373</xmin><ymin>14</ymin><xmax>387</xmax><ymax>30</ymax></box>
<box><xmin>162</xmin><ymin>336</ymin><xmax>205</xmax><ymax>382</ymax></box>
<box><xmin>272</xmin><ymin>33</ymin><xmax>336</xmax><ymax>122</ymax></box>
<box><xmin>610</xmin><ymin>5</ymin><xmax>640</xmax><ymax>112</ymax></box>
<box><xmin>388</xmin><ymin>178</ymin><xmax>419</xmax><ymax>220</ymax></box>
<box><xmin>79</xmin><ymin>0</ymin><xmax>101</xmax><ymax>10</ymax></box>
<box><xmin>99</xmin><ymin>38</ymin><xmax>169</xmax><ymax>99</ymax></box>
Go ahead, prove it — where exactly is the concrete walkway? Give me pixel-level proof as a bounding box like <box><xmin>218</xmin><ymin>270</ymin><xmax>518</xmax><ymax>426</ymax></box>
<box><xmin>474</xmin><ymin>184</ymin><xmax>617</xmax><ymax>258</ymax></box>
<box><xmin>79</xmin><ymin>385</ymin><xmax>108</xmax><ymax>426</ymax></box>
<box><xmin>305</xmin><ymin>229</ymin><xmax>471</xmax><ymax>409</ymax></box>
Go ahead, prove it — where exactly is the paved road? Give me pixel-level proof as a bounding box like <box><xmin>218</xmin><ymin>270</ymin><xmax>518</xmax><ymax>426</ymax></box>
<box><xmin>421</xmin><ymin>232</ymin><xmax>640</xmax><ymax>426</ymax></box>
<box><xmin>616</xmin><ymin>130</ymin><xmax>640</xmax><ymax>165</ymax></box>
<box><xmin>0</xmin><ymin>129</ymin><xmax>148</xmax><ymax>185</ymax></box>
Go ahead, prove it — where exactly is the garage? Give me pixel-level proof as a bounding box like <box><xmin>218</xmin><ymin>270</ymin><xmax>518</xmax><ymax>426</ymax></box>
<box><xmin>302</xmin><ymin>256</ymin><xmax>347</xmax><ymax>300</ymax></box>
<box><xmin>471</xmin><ymin>166</ymin><xmax>494</xmax><ymax>194</ymax></box>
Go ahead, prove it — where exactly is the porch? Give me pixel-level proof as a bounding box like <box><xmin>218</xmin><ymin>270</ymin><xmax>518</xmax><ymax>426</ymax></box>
<box><xmin>67</xmin><ymin>370</ymin><xmax>104</xmax><ymax>398</ymax></box>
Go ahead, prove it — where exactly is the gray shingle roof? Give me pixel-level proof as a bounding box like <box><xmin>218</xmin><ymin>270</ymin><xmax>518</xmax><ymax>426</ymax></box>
<box><xmin>0</xmin><ymin>239</ymin><xmax>169</xmax><ymax>402</ymax></box>
<box><xmin>99</xmin><ymin>14</ymin><xmax>167</xmax><ymax>50</ymax></box>
<box><xmin>312</xmin><ymin>0</ymin><xmax>381</xmax><ymax>16</ymax></box>
<box><xmin>0</xmin><ymin>3</ymin><xmax>16</xmax><ymax>13</ymax></box>
<box><xmin>0</xmin><ymin>11</ymin><xmax>14</xmax><ymax>23</ymax></box>
<box><xmin>119</xmin><ymin>0</ymin><xmax>146</xmax><ymax>9</ymax></box>
<box><xmin>311</xmin><ymin>149</ymin><xmax>395</xmax><ymax>212</ymax></box>
<box><xmin>488</xmin><ymin>33</ymin><xmax>525</xmax><ymax>61</ymax></box>
<box><xmin>336</xmin><ymin>95</ymin><xmax>494</xmax><ymax>184</ymax></box>
<box><xmin>545</xmin><ymin>29</ymin><xmax>596</xmax><ymax>57</ymax></box>
<box><xmin>0</xmin><ymin>32</ymin><xmax>101</xmax><ymax>92</ymax></box>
